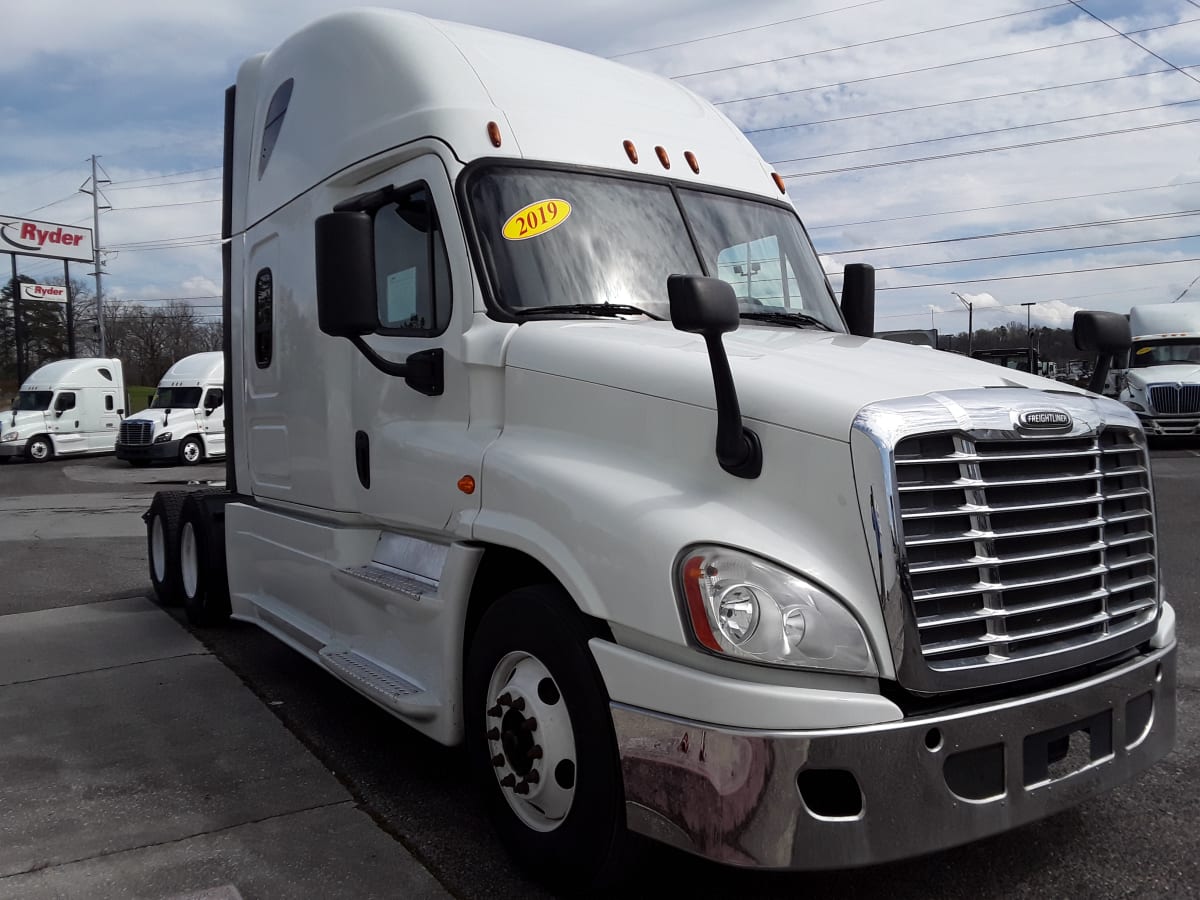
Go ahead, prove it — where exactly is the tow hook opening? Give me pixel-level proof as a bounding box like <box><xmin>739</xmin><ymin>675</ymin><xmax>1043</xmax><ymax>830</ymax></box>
<box><xmin>797</xmin><ymin>768</ymin><xmax>864</xmax><ymax>820</ymax></box>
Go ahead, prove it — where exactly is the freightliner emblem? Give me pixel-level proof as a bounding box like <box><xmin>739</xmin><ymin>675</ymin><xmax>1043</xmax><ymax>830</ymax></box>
<box><xmin>1018</xmin><ymin>410</ymin><xmax>1072</xmax><ymax>430</ymax></box>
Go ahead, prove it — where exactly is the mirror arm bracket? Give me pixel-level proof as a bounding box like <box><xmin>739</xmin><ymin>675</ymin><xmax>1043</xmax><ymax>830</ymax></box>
<box><xmin>348</xmin><ymin>337</ymin><xmax>444</xmax><ymax>397</ymax></box>
<box><xmin>703</xmin><ymin>334</ymin><xmax>763</xmax><ymax>479</ymax></box>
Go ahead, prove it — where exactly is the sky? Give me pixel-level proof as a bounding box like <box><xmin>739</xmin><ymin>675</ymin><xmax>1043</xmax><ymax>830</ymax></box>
<box><xmin>2</xmin><ymin>0</ymin><xmax>1199</xmax><ymax>339</ymax></box>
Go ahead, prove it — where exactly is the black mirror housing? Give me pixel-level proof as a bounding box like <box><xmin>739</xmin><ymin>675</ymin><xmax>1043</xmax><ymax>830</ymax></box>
<box><xmin>315</xmin><ymin>211</ymin><xmax>378</xmax><ymax>337</ymax></box>
<box><xmin>667</xmin><ymin>275</ymin><xmax>740</xmax><ymax>335</ymax></box>
<box><xmin>1073</xmin><ymin>310</ymin><xmax>1131</xmax><ymax>353</ymax></box>
<box><xmin>841</xmin><ymin>263</ymin><xmax>875</xmax><ymax>337</ymax></box>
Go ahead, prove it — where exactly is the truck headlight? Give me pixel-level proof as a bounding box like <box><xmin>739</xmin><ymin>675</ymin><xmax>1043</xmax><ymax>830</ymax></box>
<box><xmin>1126</xmin><ymin>401</ymin><xmax>1146</xmax><ymax>413</ymax></box>
<box><xmin>1</xmin><ymin>431</ymin><xmax>17</xmax><ymax>442</ymax></box>
<box><xmin>153</xmin><ymin>432</ymin><xmax>173</xmax><ymax>443</ymax></box>
<box><xmin>677</xmin><ymin>545</ymin><xmax>876</xmax><ymax>675</ymax></box>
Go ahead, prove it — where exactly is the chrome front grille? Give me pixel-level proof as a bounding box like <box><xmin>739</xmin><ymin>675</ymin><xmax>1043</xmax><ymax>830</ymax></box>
<box><xmin>118</xmin><ymin>420</ymin><xmax>153</xmax><ymax>446</ymax></box>
<box><xmin>1149</xmin><ymin>383</ymin><xmax>1200</xmax><ymax>415</ymax></box>
<box><xmin>895</xmin><ymin>428</ymin><xmax>1157</xmax><ymax>673</ymax></box>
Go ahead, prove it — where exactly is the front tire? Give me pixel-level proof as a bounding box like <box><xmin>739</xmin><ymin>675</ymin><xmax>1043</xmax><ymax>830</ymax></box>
<box><xmin>466</xmin><ymin>586</ymin><xmax>631</xmax><ymax>891</ymax></box>
<box><xmin>25</xmin><ymin>435</ymin><xmax>53</xmax><ymax>463</ymax></box>
<box><xmin>179</xmin><ymin>436</ymin><xmax>204</xmax><ymax>466</ymax></box>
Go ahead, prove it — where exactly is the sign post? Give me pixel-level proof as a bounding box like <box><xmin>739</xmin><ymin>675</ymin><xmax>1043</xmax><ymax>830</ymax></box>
<box><xmin>0</xmin><ymin>214</ymin><xmax>94</xmax><ymax>383</ymax></box>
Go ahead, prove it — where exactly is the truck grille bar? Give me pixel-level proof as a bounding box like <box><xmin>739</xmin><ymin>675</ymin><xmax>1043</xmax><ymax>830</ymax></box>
<box><xmin>894</xmin><ymin>429</ymin><xmax>1158</xmax><ymax>673</ymax></box>
<box><xmin>118</xmin><ymin>420</ymin><xmax>153</xmax><ymax>446</ymax></box>
<box><xmin>1149</xmin><ymin>383</ymin><xmax>1200</xmax><ymax>415</ymax></box>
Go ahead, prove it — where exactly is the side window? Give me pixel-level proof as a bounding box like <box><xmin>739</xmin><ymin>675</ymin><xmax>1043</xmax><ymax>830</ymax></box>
<box><xmin>55</xmin><ymin>392</ymin><xmax>76</xmax><ymax>412</ymax></box>
<box><xmin>716</xmin><ymin>236</ymin><xmax>800</xmax><ymax>309</ymax></box>
<box><xmin>98</xmin><ymin>368</ymin><xmax>112</xmax><ymax>381</ymax></box>
<box><xmin>373</xmin><ymin>185</ymin><xmax>451</xmax><ymax>336</ymax></box>
<box><xmin>254</xmin><ymin>268</ymin><xmax>273</xmax><ymax>368</ymax></box>
<box><xmin>258</xmin><ymin>78</ymin><xmax>295</xmax><ymax>179</ymax></box>
<box><xmin>105</xmin><ymin>395</ymin><xmax>114</xmax><ymax>411</ymax></box>
<box><xmin>205</xmin><ymin>388</ymin><xmax>224</xmax><ymax>409</ymax></box>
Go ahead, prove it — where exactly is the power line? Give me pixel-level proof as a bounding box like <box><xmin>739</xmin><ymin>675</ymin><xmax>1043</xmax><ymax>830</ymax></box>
<box><xmin>0</xmin><ymin>160</ymin><xmax>87</xmax><ymax>203</ymax></box>
<box><xmin>672</xmin><ymin>2</ymin><xmax>1071</xmax><ymax>80</ymax></box>
<box><xmin>876</xmin><ymin>256</ymin><xmax>1200</xmax><ymax>291</ymax></box>
<box><xmin>743</xmin><ymin>68</ymin><xmax>1185</xmax><ymax>134</ymax></box>
<box><xmin>711</xmin><ymin>17</ymin><xmax>1198</xmax><ymax>107</ymax></box>
<box><xmin>808</xmin><ymin>179</ymin><xmax>1200</xmax><ymax>232</ymax></box>
<box><xmin>1066</xmin><ymin>0</ymin><xmax>1200</xmax><ymax>88</ymax></box>
<box><xmin>108</xmin><ymin>232</ymin><xmax>221</xmax><ymax>248</ymax></box>
<box><xmin>780</xmin><ymin>114</ymin><xmax>1200</xmax><ymax>178</ymax></box>
<box><xmin>109</xmin><ymin>199</ymin><xmax>221</xmax><ymax>211</ymax></box>
<box><xmin>109</xmin><ymin>240</ymin><xmax>223</xmax><ymax>253</ymax></box>
<box><xmin>106</xmin><ymin>176</ymin><xmax>222</xmax><ymax>192</ymax></box>
<box><xmin>774</xmin><ymin>97</ymin><xmax>1200</xmax><ymax>164</ymax></box>
<box><xmin>607</xmin><ymin>0</ymin><xmax>890</xmax><ymax>58</ymax></box>
<box><xmin>20</xmin><ymin>192</ymin><xmax>89</xmax><ymax>216</ymax></box>
<box><xmin>829</xmin><ymin>208</ymin><xmax>1200</xmax><ymax>254</ymax></box>
<box><xmin>107</xmin><ymin>165</ymin><xmax>222</xmax><ymax>187</ymax></box>
<box><xmin>872</xmin><ymin>231</ymin><xmax>1200</xmax><ymax>272</ymax></box>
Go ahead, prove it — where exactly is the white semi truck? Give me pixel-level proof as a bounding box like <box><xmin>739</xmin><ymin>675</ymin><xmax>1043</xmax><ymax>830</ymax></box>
<box><xmin>1</xmin><ymin>357</ymin><xmax>125</xmax><ymax>462</ymax></box>
<box><xmin>144</xmin><ymin>11</ymin><xmax>1175</xmax><ymax>888</ymax></box>
<box><xmin>1116</xmin><ymin>302</ymin><xmax>1200</xmax><ymax>436</ymax></box>
<box><xmin>116</xmin><ymin>351</ymin><xmax>225</xmax><ymax>466</ymax></box>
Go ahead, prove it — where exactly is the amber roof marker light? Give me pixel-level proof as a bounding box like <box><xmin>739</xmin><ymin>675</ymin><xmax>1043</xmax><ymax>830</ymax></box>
<box><xmin>623</xmin><ymin>140</ymin><xmax>638</xmax><ymax>164</ymax></box>
<box><xmin>487</xmin><ymin>121</ymin><xmax>503</xmax><ymax>148</ymax></box>
<box><xmin>655</xmin><ymin>146</ymin><xmax>671</xmax><ymax>169</ymax></box>
<box><xmin>771</xmin><ymin>172</ymin><xmax>787</xmax><ymax>194</ymax></box>
<box><xmin>684</xmin><ymin>151</ymin><xmax>700</xmax><ymax>174</ymax></box>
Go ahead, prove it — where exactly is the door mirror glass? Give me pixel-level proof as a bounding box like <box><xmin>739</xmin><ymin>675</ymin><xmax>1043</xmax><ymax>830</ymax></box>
<box><xmin>315</xmin><ymin>210</ymin><xmax>378</xmax><ymax>337</ymax></box>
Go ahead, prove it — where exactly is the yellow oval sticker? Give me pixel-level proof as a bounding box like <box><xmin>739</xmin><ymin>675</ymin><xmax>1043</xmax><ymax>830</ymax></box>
<box><xmin>1136</xmin><ymin>346</ymin><xmax>1154</xmax><ymax>355</ymax></box>
<box><xmin>502</xmin><ymin>199</ymin><xmax>572</xmax><ymax>241</ymax></box>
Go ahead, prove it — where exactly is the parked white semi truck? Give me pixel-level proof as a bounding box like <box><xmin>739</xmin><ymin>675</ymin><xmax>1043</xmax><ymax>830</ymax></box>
<box><xmin>1117</xmin><ymin>302</ymin><xmax>1200</xmax><ymax>436</ymax></box>
<box><xmin>116</xmin><ymin>351</ymin><xmax>226</xmax><ymax>466</ymax></box>
<box><xmin>145</xmin><ymin>10</ymin><xmax>1175</xmax><ymax>888</ymax></box>
<box><xmin>1</xmin><ymin>358</ymin><xmax>125</xmax><ymax>462</ymax></box>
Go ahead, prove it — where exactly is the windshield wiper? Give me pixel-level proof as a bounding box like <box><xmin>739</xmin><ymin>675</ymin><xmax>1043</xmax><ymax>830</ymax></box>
<box><xmin>738</xmin><ymin>310</ymin><xmax>834</xmax><ymax>331</ymax></box>
<box><xmin>514</xmin><ymin>303</ymin><xmax>662</xmax><ymax>320</ymax></box>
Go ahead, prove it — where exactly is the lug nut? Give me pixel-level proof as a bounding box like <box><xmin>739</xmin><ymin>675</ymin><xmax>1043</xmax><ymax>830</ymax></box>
<box><xmin>521</xmin><ymin>717</ymin><xmax>538</xmax><ymax>732</ymax></box>
<box><xmin>500</xmin><ymin>774</ymin><xmax>517</xmax><ymax>788</ymax></box>
<box><xmin>487</xmin><ymin>727</ymin><xmax>500</xmax><ymax>740</ymax></box>
<box><xmin>487</xmin><ymin>704</ymin><xmax>503</xmax><ymax>718</ymax></box>
<box><xmin>498</xmin><ymin>693</ymin><xmax>513</xmax><ymax>706</ymax></box>
<box><xmin>514</xmin><ymin>780</ymin><xmax>530</xmax><ymax>795</ymax></box>
<box><xmin>525</xmin><ymin>769</ymin><xmax>540</xmax><ymax>784</ymax></box>
<box><xmin>510</xmin><ymin>697</ymin><xmax>526</xmax><ymax>712</ymax></box>
<box><xmin>492</xmin><ymin>754</ymin><xmax>505</xmax><ymax>767</ymax></box>
<box><xmin>527</xmin><ymin>746</ymin><xmax>543</xmax><ymax>760</ymax></box>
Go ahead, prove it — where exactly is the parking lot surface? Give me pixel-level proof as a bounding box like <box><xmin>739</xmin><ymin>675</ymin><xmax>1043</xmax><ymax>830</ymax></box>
<box><xmin>0</xmin><ymin>446</ymin><xmax>1197</xmax><ymax>898</ymax></box>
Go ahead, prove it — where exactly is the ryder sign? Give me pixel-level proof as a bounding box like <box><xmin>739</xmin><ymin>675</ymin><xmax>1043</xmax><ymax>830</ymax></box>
<box><xmin>19</xmin><ymin>283</ymin><xmax>68</xmax><ymax>303</ymax></box>
<box><xmin>0</xmin><ymin>215</ymin><xmax>93</xmax><ymax>262</ymax></box>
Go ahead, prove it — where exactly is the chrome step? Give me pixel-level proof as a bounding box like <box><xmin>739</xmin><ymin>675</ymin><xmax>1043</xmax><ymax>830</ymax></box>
<box><xmin>340</xmin><ymin>563</ymin><xmax>435</xmax><ymax>602</ymax></box>
<box><xmin>319</xmin><ymin>647</ymin><xmax>435</xmax><ymax>719</ymax></box>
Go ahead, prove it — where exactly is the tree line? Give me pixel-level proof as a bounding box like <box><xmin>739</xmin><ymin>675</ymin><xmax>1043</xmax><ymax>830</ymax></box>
<box><xmin>1</xmin><ymin>275</ymin><xmax>220</xmax><ymax>390</ymax></box>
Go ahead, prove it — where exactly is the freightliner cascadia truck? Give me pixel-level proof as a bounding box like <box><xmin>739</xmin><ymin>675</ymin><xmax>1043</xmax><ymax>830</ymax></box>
<box><xmin>144</xmin><ymin>10</ymin><xmax>1175</xmax><ymax>889</ymax></box>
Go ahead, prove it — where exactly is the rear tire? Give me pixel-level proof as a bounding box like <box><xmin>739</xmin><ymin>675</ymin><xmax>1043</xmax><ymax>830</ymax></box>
<box><xmin>146</xmin><ymin>491</ymin><xmax>189</xmax><ymax>606</ymax></box>
<box><xmin>25</xmin><ymin>435</ymin><xmax>53</xmax><ymax>463</ymax></box>
<box><xmin>179</xmin><ymin>436</ymin><xmax>204</xmax><ymax>466</ymax></box>
<box><xmin>466</xmin><ymin>585</ymin><xmax>631</xmax><ymax>891</ymax></box>
<box><xmin>179</xmin><ymin>492</ymin><xmax>231</xmax><ymax>627</ymax></box>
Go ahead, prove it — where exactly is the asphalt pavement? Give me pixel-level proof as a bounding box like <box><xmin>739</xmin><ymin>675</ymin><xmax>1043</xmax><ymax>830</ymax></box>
<box><xmin>0</xmin><ymin>445</ymin><xmax>1198</xmax><ymax>899</ymax></box>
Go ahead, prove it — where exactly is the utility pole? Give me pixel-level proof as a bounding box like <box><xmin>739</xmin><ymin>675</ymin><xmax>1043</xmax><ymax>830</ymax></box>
<box><xmin>950</xmin><ymin>291</ymin><xmax>974</xmax><ymax>356</ymax></box>
<box><xmin>81</xmin><ymin>155</ymin><xmax>111</xmax><ymax>357</ymax></box>
<box><xmin>1022</xmin><ymin>302</ymin><xmax>1035</xmax><ymax>347</ymax></box>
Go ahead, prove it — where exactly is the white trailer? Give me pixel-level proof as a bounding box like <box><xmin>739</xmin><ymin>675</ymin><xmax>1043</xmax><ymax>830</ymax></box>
<box><xmin>116</xmin><ymin>351</ymin><xmax>225</xmax><ymax>466</ymax></box>
<box><xmin>145</xmin><ymin>10</ymin><xmax>1175</xmax><ymax>889</ymax></box>
<box><xmin>1</xmin><ymin>358</ymin><xmax>125</xmax><ymax>462</ymax></box>
<box><xmin>1117</xmin><ymin>302</ymin><xmax>1200</xmax><ymax>435</ymax></box>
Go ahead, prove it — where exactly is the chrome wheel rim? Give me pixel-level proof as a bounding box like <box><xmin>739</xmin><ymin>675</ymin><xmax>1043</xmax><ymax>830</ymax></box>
<box><xmin>485</xmin><ymin>650</ymin><xmax>576</xmax><ymax>832</ymax></box>
<box><xmin>180</xmin><ymin>522</ymin><xmax>199</xmax><ymax>599</ymax></box>
<box><xmin>183</xmin><ymin>441</ymin><xmax>201</xmax><ymax>463</ymax></box>
<box><xmin>29</xmin><ymin>440</ymin><xmax>49</xmax><ymax>461</ymax></box>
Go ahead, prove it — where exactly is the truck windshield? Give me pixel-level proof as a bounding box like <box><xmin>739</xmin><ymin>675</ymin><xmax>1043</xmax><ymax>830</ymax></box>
<box><xmin>15</xmin><ymin>391</ymin><xmax>53</xmax><ymax>411</ymax></box>
<box><xmin>1130</xmin><ymin>340</ymin><xmax>1200</xmax><ymax>368</ymax></box>
<box><xmin>466</xmin><ymin>166</ymin><xmax>843</xmax><ymax>329</ymax></box>
<box><xmin>151</xmin><ymin>387</ymin><xmax>203</xmax><ymax>408</ymax></box>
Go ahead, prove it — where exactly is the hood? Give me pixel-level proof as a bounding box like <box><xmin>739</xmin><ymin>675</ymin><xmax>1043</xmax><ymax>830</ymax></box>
<box><xmin>504</xmin><ymin>320</ymin><xmax>1083</xmax><ymax>440</ymax></box>
<box><xmin>1126</xmin><ymin>364</ymin><xmax>1200</xmax><ymax>386</ymax></box>
<box><xmin>125</xmin><ymin>408</ymin><xmax>178</xmax><ymax>427</ymax></box>
<box><xmin>6</xmin><ymin>410</ymin><xmax>48</xmax><ymax>431</ymax></box>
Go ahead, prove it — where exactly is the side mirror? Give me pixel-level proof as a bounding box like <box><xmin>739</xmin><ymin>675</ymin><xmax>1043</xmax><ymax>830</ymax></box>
<box><xmin>1074</xmin><ymin>311</ymin><xmax>1131</xmax><ymax>395</ymax></box>
<box><xmin>315</xmin><ymin>211</ymin><xmax>378</xmax><ymax>337</ymax></box>
<box><xmin>840</xmin><ymin>263</ymin><xmax>875</xmax><ymax>337</ymax></box>
<box><xmin>668</xmin><ymin>275</ymin><xmax>761</xmax><ymax>479</ymax></box>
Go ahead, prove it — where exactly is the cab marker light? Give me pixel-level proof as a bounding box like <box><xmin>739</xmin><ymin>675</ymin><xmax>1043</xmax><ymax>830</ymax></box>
<box><xmin>487</xmin><ymin>122</ymin><xmax>503</xmax><ymax>148</ymax></box>
<box><xmin>623</xmin><ymin>140</ymin><xmax>638</xmax><ymax>164</ymax></box>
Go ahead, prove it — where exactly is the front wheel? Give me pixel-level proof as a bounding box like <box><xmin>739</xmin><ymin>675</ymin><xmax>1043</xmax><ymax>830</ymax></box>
<box><xmin>179</xmin><ymin>436</ymin><xmax>204</xmax><ymax>466</ymax></box>
<box><xmin>25</xmin><ymin>435</ymin><xmax>53</xmax><ymax>463</ymax></box>
<box><xmin>466</xmin><ymin>586</ymin><xmax>631</xmax><ymax>891</ymax></box>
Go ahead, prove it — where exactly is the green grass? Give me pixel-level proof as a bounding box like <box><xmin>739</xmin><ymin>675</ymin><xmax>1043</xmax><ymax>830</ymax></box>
<box><xmin>128</xmin><ymin>386</ymin><xmax>155</xmax><ymax>413</ymax></box>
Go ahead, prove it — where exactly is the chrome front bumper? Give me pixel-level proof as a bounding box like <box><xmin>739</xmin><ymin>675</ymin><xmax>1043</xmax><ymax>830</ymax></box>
<box><xmin>613</xmin><ymin>643</ymin><xmax>1175</xmax><ymax>870</ymax></box>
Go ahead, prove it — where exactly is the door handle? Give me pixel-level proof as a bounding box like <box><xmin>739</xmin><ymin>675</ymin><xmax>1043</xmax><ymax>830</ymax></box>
<box><xmin>355</xmin><ymin>431</ymin><xmax>370</xmax><ymax>489</ymax></box>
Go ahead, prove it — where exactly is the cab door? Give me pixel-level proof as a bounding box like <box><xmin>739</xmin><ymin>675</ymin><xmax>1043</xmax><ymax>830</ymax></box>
<box><xmin>48</xmin><ymin>391</ymin><xmax>86</xmax><ymax>454</ymax></box>
<box><xmin>96</xmin><ymin>390</ymin><xmax>122</xmax><ymax>451</ymax></box>
<box><xmin>348</xmin><ymin>154</ymin><xmax>476</xmax><ymax>535</ymax></box>
<box><xmin>200</xmin><ymin>387</ymin><xmax>225</xmax><ymax>457</ymax></box>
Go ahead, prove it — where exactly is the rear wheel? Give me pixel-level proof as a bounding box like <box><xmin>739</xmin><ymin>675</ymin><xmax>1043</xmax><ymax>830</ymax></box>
<box><xmin>179</xmin><ymin>436</ymin><xmax>204</xmax><ymax>466</ymax></box>
<box><xmin>179</xmin><ymin>492</ymin><xmax>231</xmax><ymax>627</ymax></box>
<box><xmin>25</xmin><ymin>435</ymin><xmax>53</xmax><ymax>463</ymax></box>
<box><xmin>145</xmin><ymin>491</ymin><xmax>188</xmax><ymax>606</ymax></box>
<box><xmin>466</xmin><ymin>585</ymin><xmax>631</xmax><ymax>891</ymax></box>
